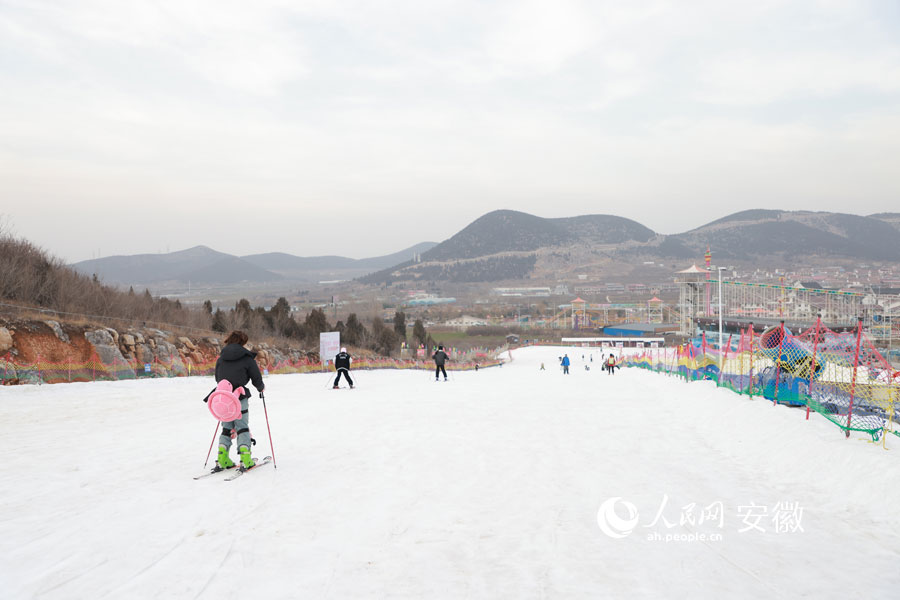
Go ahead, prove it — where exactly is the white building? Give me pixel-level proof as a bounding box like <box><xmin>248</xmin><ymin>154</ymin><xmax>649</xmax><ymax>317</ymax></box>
<box><xmin>443</xmin><ymin>315</ymin><xmax>489</xmax><ymax>330</ymax></box>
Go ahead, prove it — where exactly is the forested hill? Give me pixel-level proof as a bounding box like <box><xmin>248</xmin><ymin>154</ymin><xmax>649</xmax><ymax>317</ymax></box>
<box><xmin>360</xmin><ymin>209</ymin><xmax>900</xmax><ymax>284</ymax></box>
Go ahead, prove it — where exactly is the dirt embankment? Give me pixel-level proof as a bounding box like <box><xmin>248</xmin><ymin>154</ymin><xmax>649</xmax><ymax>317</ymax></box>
<box><xmin>0</xmin><ymin>317</ymin><xmax>314</xmax><ymax>384</ymax></box>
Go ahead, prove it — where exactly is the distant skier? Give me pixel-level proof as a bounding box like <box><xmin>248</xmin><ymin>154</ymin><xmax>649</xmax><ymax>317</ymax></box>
<box><xmin>212</xmin><ymin>330</ymin><xmax>265</xmax><ymax>470</ymax></box>
<box><xmin>333</xmin><ymin>347</ymin><xmax>354</xmax><ymax>389</ymax></box>
<box><xmin>605</xmin><ymin>353</ymin><xmax>617</xmax><ymax>375</ymax></box>
<box><xmin>540</xmin><ymin>362</ymin><xmax>546</xmax><ymax>371</ymax></box>
<box><xmin>561</xmin><ymin>354</ymin><xmax>570</xmax><ymax>374</ymax></box>
<box><xmin>433</xmin><ymin>345</ymin><xmax>449</xmax><ymax>381</ymax></box>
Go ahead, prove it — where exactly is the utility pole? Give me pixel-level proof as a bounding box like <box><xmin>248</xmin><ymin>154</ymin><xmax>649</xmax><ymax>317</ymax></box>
<box><xmin>718</xmin><ymin>266</ymin><xmax>727</xmax><ymax>371</ymax></box>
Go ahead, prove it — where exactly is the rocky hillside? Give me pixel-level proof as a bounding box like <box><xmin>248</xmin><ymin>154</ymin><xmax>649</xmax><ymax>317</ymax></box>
<box><xmin>0</xmin><ymin>317</ymin><xmax>313</xmax><ymax>385</ymax></box>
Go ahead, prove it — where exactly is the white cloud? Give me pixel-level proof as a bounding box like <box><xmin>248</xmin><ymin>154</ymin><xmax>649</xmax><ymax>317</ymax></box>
<box><xmin>696</xmin><ymin>51</ymin><xmax>900</xmax><ymax>105</ymax></box>
<box><xmin>2</xmin><ymin>1</ymin><xmax>310</xmax><ymax>94</ymax></box>
<box><xmin>1</xmin><ymin>0</ymin><xmax>899</xmax><ymax>260</ymax></box>
<box><xmin>482</xmin><ymin>0</ymin><xmax>596</xmax><ymax>75</ymax></box>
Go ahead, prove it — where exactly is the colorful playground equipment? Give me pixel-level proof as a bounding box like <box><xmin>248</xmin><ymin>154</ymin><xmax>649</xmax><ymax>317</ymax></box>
<box><xmin>625</xmin><ymin>318</ymin><xmax>900</xmax><ymax>444</ymax></box>
<box><xmin>758</xmin><ymin>324</ymin><xmax>823</xmax><ymax>380</ymax></box>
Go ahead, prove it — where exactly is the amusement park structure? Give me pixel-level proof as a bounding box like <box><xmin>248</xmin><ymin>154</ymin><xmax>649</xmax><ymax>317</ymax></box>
<box><xmin>678</xmin><ymin>266</ymin><xmax>900</xmax><ymax>345</ymax></box>
<box><xmin>544</xmin><ymin>297</ymin><xmax>679</xmax><ymax>330</ymax></box>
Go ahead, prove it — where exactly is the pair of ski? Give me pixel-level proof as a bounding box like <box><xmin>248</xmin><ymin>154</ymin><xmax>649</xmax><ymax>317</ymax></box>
<box><xmin>194</xmin><ymin>456</ymin><xmax>273</xmax><ymax>481</ymax></box>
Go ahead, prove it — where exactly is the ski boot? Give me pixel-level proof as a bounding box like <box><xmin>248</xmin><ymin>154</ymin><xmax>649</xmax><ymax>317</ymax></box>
<box><xmin>238</xmin><ymin>445</ymin><xmax>254</xmax><ymax>470</ymax></box>
<box><xmin>216</xmin><ymin>445</ymin><xmax>235</xmax><ymax>470</ymax></box>
<box><xmin>333</xmin><ymin>385</ymin><xmax>339</xmax><ymax>389</ymax></box>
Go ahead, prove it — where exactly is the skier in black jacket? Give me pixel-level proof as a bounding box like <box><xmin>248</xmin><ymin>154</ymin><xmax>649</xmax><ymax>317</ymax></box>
<box><xmin>433</xmin><ymin>345</ymin><xmax>449</xmax><ymax>381</ymax></box>
<box><xmin>333</xmin><ymin>347</ymin><xmax>354</xmax><ymax>389</ymax></box>
<box><xmin>213</xmin><ymin>330</ymin><xmax>265</xmax><ymax>470</ymax></box>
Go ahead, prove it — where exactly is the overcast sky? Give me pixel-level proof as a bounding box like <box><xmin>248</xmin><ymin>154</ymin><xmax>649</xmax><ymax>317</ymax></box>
<box><xmin>2</xmin><ymin>1</ymin><xmax>899</xmax><ymax>263</ymax></box>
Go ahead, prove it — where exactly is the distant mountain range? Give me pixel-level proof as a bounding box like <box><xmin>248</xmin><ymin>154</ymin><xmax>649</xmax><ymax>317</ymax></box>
<box><xmin>74</xmin><ymin>210</ymin><xmax>900</xmax><ymax>287</ymax></box>
<box><xmin>72</xmin><ymin>242</ymin><xmax>437</xmax><ymax>286</ymax></box>
<box><xmin>665</xmin><ymin>210</ymin><xmax>900</xmax><ymax>262</ymax></box>
<box><xmin>422</xmin><ymin>212</ymin><xmax>655</xmax><ymax>261</ymax></box>
<box><xmin>360</xmin><ymin>209</ymin><xmax>900</xmax><ymax>284</ymax></box>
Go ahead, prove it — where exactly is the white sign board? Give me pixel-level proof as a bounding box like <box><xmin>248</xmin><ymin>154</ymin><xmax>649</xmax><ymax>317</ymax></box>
<box><xmin>319</xmin><ymin>331</ymin><xmax>341</xmax><ymax>364</ymax></box>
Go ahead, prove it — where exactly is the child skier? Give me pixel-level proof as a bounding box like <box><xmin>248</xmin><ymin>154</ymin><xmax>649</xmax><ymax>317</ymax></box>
<box><xmin>213</xmin><ymin>330</ymin><xmax>265</xmax><ymax>470</ymax></box>
<box><xmin>561</xmin><ymin>354</ymin><xmax>570</xmax><ymax>374</ymax></box>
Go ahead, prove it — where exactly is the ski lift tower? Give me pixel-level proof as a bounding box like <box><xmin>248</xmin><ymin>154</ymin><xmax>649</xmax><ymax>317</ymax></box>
<box><xmin>677</xmin><ymin>264</ymin><xmax>710</xmax><ymax>336</ymax></box>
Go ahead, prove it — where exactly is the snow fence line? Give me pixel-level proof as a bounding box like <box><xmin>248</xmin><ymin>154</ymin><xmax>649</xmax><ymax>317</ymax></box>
<box><xmin>623</xmin><ymin>321</ymin><xmax>900</xmax><ymax>444</ymax></box>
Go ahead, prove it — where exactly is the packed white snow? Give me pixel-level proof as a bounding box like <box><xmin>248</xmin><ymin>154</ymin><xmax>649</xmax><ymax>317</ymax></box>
<box><xmin>2</xmin><ymin>346</ymin><xmax>899</xmax><ymax>599</ymax></box>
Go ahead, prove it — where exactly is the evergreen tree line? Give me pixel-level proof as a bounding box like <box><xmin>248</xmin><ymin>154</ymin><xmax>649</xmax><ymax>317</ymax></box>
<box><xmin>208</xmin><ymin>297</ymin><xmax>430</xmax><ymax>357</ymax></box>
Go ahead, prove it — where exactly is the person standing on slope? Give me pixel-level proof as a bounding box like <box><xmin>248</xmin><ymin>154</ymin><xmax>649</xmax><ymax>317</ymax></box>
<box><xmin>433</xmin><ymin>345</ymin><xmax>449</xmax><ymax>381</ymax></box>
<box><xmin>605</xmin><ymin>353</ymin><xmax>617</xmax><ymax>375</ymax></box>
<box><xmin>333</xmin><ymin>347</ymin><xmax>354</xmax><ymax>389</ymax></box>
<box><xmin>561</xmin><ymin>354</ymin><xmax>570</xmax><ymax>374</ymax></box>
<box><xmin>214</xmin><ymin>330</ymin><xmax>265</xmax><ymax>470</ymax></box>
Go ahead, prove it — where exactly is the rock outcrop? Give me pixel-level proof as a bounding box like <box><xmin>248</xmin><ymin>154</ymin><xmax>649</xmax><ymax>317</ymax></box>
<box><xmin>0</xmin><ymin>327</ymin><xmax>12</xmax><ymax>354</ymax></box>
<box><xmin>0</xmin><ymin>317</ymin><xmax>316</xmax><ymax>385</ymax></box>
<box><xmin>85</xmin><ymin>328</ymin><xmax>129</xmax><ymax>366</ymax></box>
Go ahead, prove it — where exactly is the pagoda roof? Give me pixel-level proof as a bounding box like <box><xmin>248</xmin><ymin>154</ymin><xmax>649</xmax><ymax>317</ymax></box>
<box><xmin>677</xmin><ymin>264</ymin><xmax>709</xmax><ymax>274</ymax></box>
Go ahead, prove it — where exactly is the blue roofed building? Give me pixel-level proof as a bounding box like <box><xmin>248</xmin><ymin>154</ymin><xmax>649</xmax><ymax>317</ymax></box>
<box><xmin>602</xmin><ymin>322</ymin><xmax>678</xmax><ymax>337</ymax></box>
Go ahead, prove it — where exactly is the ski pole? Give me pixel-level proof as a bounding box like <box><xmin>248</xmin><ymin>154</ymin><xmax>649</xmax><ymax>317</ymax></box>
<box><xmin>203</xmin><ymin>421</ymin><xmax>219</xmax><ymax>468</ymax></box>
<box><xmin>260</xmin><ymin>391</ymin><xmax>277</xmax><ymax>469</ymax></box>
<box><xmin>324</xmin><ymin>371</ymin><xmax>336</xmax><ymax>389</ymax></box>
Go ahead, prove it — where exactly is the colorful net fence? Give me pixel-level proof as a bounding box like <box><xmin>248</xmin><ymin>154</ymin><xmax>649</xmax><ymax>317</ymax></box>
<box><xmin>0</xmin><ymin>352</ymin><xmax>502</xmax><ymax>385</ymax></box>
<box><xmin>624</xmin><ymin>321</ymin><xmax>900</xmax><ymax>442</ymax></box>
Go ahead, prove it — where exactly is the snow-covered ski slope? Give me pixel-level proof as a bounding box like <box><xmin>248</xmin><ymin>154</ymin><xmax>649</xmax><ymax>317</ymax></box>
<box><xmin>2</xmin><ymin>345</ymin><xmax>899</xmax><ymax>599</ymax></box>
